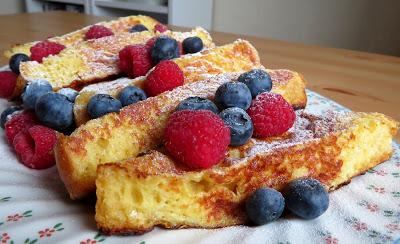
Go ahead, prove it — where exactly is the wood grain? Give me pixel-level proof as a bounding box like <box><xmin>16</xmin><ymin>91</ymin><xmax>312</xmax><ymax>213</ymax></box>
<box><xmin>0</xmin><ymin>12</ymin><xmax>398</xmax><ymax>141</ymax></box>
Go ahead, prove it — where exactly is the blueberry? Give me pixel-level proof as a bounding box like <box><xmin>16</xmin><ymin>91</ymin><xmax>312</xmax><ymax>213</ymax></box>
<box><xmin>219</xmin><ymin>107</ymin><xmax>253</xmax><ymax>146</ymax></box>
<box><xmin>150</xmin><ymin>36</ymin><xmax>179</xmax><ymax>64</ymax></box>
<box><xmin>215</xmin><ymin>82</ymin><xmax>252</xmax><ymax>110</ymax></box>
<box><xmin>129</xmin><ymin>24</ymin><xmax>148</xmax><ymax>33</ymax></box>
<box><xmin>283</xmin><ymin>178</ymin><xmax>329</xmax><ymax>220</ymax></box>
<box><xmin>22</xmin><ymin>80</ymin><xmax>53</xmax><ymax>109</ymax></box>
<box><xmin>118</xmin><ymin>86</ymin><xmax>147</xmax><ymax>107</ymax></box>
<box><xmin>246</xmin><ymin>188</ymin><xmax>285</xmax><ymax>225</ymax></box>
<box><xmin>87</xmin><ymin>94</ymin><xmax>122</xmax><ymax>119</ymax></box>
<box><xmin>238</xmin><ymin>69</ymin><xmax>272</xmax><ymax>98</ymax></box>
<box><xmin>9</xmin><ymin>53</ymin><xmax>29</xmax><ymax>74</ymax></box>
<box><xmin>1</xmin><ymin>106</ymin><xmax>22</xmax><ymax>129</ymax></box>
<box><xmin>182</xmin><ymin>36</ymin><xmax>203</xmax><ymax>54</ymax></box>
<box><xmin>35</xmin><ymin>92</ymin><xmax>74</xmax><ymax>130</ymax></box>
<box><xmin>58</xmin><ymin>88</ymin><xmax>78</xmax><ymax>102</ymax></box>
<box><xmin>176</xmin><ymin>96</ymin><xmax>218</xmax><ymax>114</ymax></box>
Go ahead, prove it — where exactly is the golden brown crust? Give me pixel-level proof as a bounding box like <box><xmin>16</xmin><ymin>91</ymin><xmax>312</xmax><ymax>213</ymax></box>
<box><xmin>98</xmin><ymin>221</ymin><xmax>241</xmax><ymax>236</ymax></box>
<box><xmin>95</xmin><ymin>112</ymin><xmax>398</xmax><ymax>235</ymax></box>
<box><xmin>55</xmin><ymin>133</ymin><xmax>93</xmax><ymax>199</ymax></box>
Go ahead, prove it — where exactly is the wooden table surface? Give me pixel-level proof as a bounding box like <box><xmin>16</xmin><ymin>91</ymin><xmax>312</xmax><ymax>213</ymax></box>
<box><xmin>0</xmin><ymin>12</ymin><xmax>399</xmax><ymax>141</ymax></box>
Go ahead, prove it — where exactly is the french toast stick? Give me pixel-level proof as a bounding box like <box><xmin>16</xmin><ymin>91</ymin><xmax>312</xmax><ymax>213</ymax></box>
<box><xmin>95</xmin><ymin>111</ymin><xmax>398</xmax><ymax>234</ymax></box>
<box><xmin>15</xmin><ymin>27</ymin><xmax>213</xmax><ymax>98</ymax></box>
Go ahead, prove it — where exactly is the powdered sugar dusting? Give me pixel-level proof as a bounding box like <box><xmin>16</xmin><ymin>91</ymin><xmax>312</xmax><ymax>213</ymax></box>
<box><xmin>163</xmin><ymin>72</ymin><xmax>240</xmax><ymax>101</ymax></box>
<box><xmin>81</xmin><ymin>77</ymin><xmax>135</xmax><ymax>93</ymax></box>
<box><xmin>269</xmin><ymin>69</ymin><xmax>294</xmax><ymax>83</ymax></box>
<box><xmin>243</xmin><ymin>110</ymin><xmax>354</xmax><ymax>158</ymax></box>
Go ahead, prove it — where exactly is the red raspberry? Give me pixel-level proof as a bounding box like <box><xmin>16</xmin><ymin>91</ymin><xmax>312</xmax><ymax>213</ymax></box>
<box><xmin>85</xmin><ymin>25</ymin><xmax>114</xmax><ymax>40</ymax></box>
<box><xmin>145</xmin><ymin>37</ymin><xmax>157</xmax><ymax>50</ymax></box>
<box><xmin>165</xmin><ymin>110</ymin><xmax>230</xmax><ymax>169</ymax></box>
<box><xmin>0</xmin><ymin>71</ymin><xmax>17</xmax><ymax>99</ymax></box>
<box><xmin>154</xmin><ymin>23</ymin><xmax>168</xmax><ymax>33</ymax></box>
<box><xmin>247</xmin><ymin>93</ymin><xmax>295</xmax><ymax>137</ymax></box>
<box><xmin>30</xmin><ymin>41</ymin><xmax>65</xmax><ymax>63</ymax></box>
<box><xmin>13</xmin><ymin>125</ymin><xmax>57</xmax><ymax>169</ymax></box>
<box><xmin>5</xmin><ymin>111</ymin><xmax>38</xmax><ymax>145</ymax></box>
<box><xmin>118</xmin><ymin>44</ymin><xmax>152</xmax><ymax>78</ymax></box>
<box><xmin>144</xmin><ymin>60</ymin><xmax>184</xmax><ymax>96</ymax></box>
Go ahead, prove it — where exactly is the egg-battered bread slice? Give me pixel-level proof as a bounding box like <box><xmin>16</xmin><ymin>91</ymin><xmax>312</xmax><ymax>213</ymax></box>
<box><xmin>4</xmin><ymin>15</ymin><xmax>160</xmax><ymax>59</ymax></box>
<box><xmin>55</xmin><ymin>69</ymin><xmax>306</xmax><ymax>200</ymax></box>
<box><xmin>15</xmin><ymin>27</ymin><xmax>213</xmax><ymax>98</ymax></box>
<box><xmin>73</xmin><ymin>40</ymin><xmax>306</xmax><ymax>126</ymax></box>
<box><xmin>95</xmin><ymin>111</ymin><xmax>398</xmax><ymax>235</ymax></box>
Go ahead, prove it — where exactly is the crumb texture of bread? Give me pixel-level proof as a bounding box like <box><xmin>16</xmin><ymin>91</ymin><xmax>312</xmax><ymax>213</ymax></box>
<box><xmin>17</xmin><ymin>27</ymin><xmax>213</xmax><ymax>97</ymax></box>
<box><xmin>95</xmin><ymin>112</ymin><xmax>398</xmax><ymax>234</ymax></box>
<box><xmin>4</xmin><ymin>15</ymin><xmax>160</xmax><ymax>58</ymax></box>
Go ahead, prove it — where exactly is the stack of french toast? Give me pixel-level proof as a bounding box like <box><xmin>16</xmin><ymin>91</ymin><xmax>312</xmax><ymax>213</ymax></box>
<box><xmin>0</xmin><ymin>15</ymin><xmax>398</xmax><ymax>236</ymax></box>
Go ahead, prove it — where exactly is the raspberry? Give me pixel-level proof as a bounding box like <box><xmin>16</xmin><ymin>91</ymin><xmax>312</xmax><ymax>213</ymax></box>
<box><xmin>154</xmin><ymin>23</ymin><xmax>168</xmax><ymax>33</ymax></box>
<box><xmin>118</xmin><ymin>46</ymin><xmax>133</xmax><ymax>77</ymax></box>
<box><xmin>13</xmin><ymin>125</ymin><xmax>57</xmax><ymax>169</ymax></box>
<box><xmin>145</xmin><ymin>37</ymin><xmax>158</xmax><ymax>50</ymax></box>
<box><xmin>85</xmin><ymin>25</ymin><xmax>114</xmax><ymax>40</ymax></box>
<box><xmin>5</xmin><ymin>111</ymin><xmax>38</xmax><ymax>145</ymax></box>
<box><xmin>30</xmin><ymin>41</ymin><xmax>65</xmax><ymax>63</ymax></box>
<box><xmin>0</xmin><ymin>71</ymin><xmax>17</xmax><ymax>99</ymax></box>
<box><xmin>118</xmin><ymin>44</ymin><xmax>152</xmax><ymax>78</ymax></box>
<box><xmin>165</xmin><ymin>110</ymin><xmax>230</xmax><ymax>169</ymax></box>
<box><xmin>247</xmin><ymin>93</ymin><xmax>295</xmax><ymax>137</ymax></box>
<box><xmin>144</xmin><ymin>60</ymin><xmax>184</xmax><ymax>96</ymax></box>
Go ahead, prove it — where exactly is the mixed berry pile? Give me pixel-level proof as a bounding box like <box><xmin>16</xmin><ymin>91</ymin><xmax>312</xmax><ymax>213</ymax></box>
<box><xmin>164</xmin><ymin>68</ymin><xmax>291</xmax><ymax>169</ymax></box>
<box><xmin>0</xmin><ymin>40</ymin><xmax>67</xmax><ymax>169</ymax></box>
<box><xmin>88</xmin><ymin>34</ymin><xmax>202</xmax><ymax>119</ymax></box>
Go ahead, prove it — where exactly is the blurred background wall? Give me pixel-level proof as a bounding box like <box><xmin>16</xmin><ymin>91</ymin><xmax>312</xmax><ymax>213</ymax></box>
<box><xmin>212</xmin><ymin>0</ymin><xmax>400</xmax><ymax>56</ymax></box>
<box><xmin>0</xmin><ymin>0</ymin><xmax>25</xmax><ymax>15</ymax></box>
<box><xmin>0</xmin><ymin>0</ymin><xmax>399</xmax><ymax>56</ymax></box>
